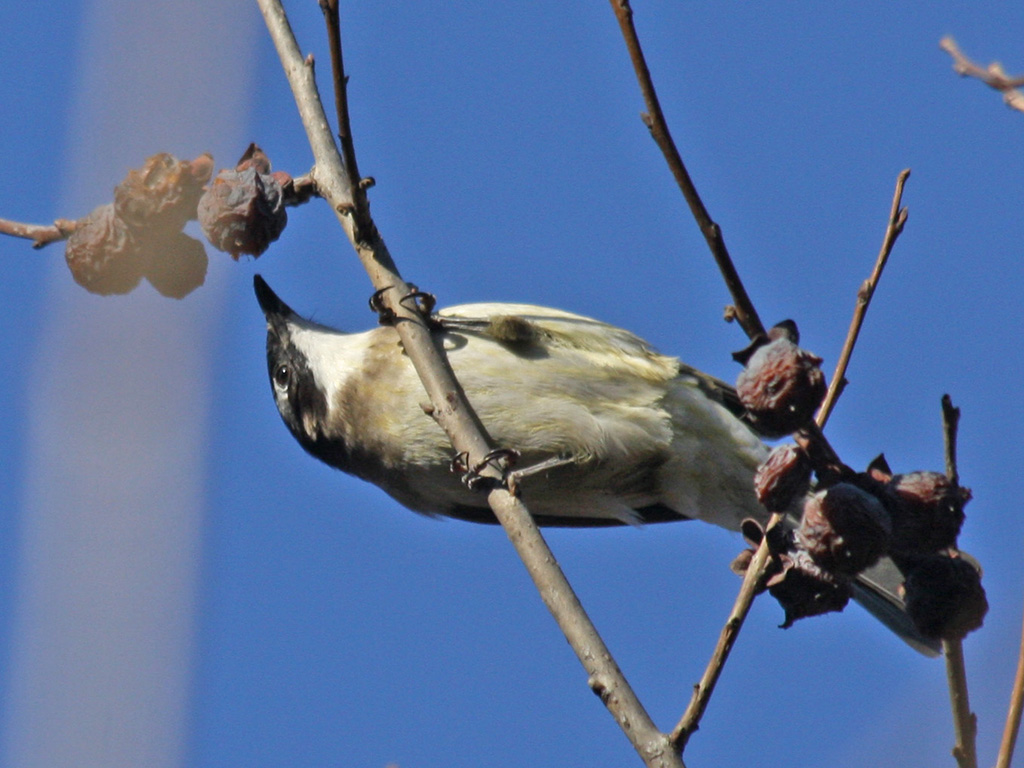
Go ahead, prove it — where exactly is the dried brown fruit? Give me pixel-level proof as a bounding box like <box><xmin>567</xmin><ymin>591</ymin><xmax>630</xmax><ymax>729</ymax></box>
<box><xmin>731</xmin><ymin>519</ymin><xmax>851</xmax><ymax>627</ymax></box>
<box><xmin>901</xmin><ymin>554</ymin><xmax>987</xmax><ymax>640</ymax></box>
<box><xmin>114</xmin><ymin>152</ymin><xmax>213</xmax><ymax>235</ymax></box>
<box><xmin>64</xmin><ymin>204</ymin><xmax>143</xmax><ymax>295</ymax></box>
<box><xmin>754</xmin><ymin>443</ymin><xmax>812</xmax><ymax>512</ymax></box>
<box><xmin>797</xmin><ymin>484</ymin><xmax>891</xmax><ymax>575</ymax></box>
<box><xmin>883</xmin><ymin>471</ymin><xmax>969</xmax><ymax>555</ymax></box>
<box><xmin>198</xmin><ymin>166</ymin><xmax>287</xmax><ymax>259</ymax></box>
<box><xmin>140</xmin><ymin>231</ymin><xmax>208</xmax><ymax>299</ymax></box>
<box><xmin>767</xmin><ymin>548</ymin><xmax>852</xmax><ymax>628</ymax></box>
<box><xmin>736</xmin><ymin>336</ymin><xmax>826</xmax><ymax>437</ymax></box>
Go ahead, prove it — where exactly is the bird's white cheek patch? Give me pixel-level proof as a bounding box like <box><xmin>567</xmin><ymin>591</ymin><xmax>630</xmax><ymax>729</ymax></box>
<box><xmin>289</xmin><ymin>323</ymin><xmax>377</xmax><ymax>407</ymax></box>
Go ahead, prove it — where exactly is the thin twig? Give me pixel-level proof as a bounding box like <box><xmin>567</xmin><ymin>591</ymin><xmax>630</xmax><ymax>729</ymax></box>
<box><xmin>669</xmin><ymin>170</ymin><xmax>907</xmax><ymax>750</ymax></box>
<box><xmin>996</xmin><ymin>602</ymin><xmax>1024</xmax><ymax>768</ymax></box>
<box><xmin>817</xmin><ymin>169</ymin><xmax>910</xmax><ymax>427</ymax></box>
<box><xmin>941</xmin><ymin>394</ymin><xmax>961</xmax><ymax>486</ymax></box>
<box><xmin>0</xmin><ymin>216</ymin><xmax>76</xmax><ymax>249</ymax></box>
<box><xmin>944</xmin><ymin>639</ymin><xmax>979</xmax><ymax>768</ymax></box>
<box><xmin>282</xmin><ymin>172</ymin><xmax>319</xmax><ymax>207</ymax></box>
<box><xmin>318</xmin><ymin>1</ymin><xmax>365</xmax><ymax>194</ymax></box>
<box><xmin>607</xmin><ymin>3</ymin><xmax>778</xmax><ymax>751</ymax></box>
<box><xmin>940</xmin><ymin>36</ymin><xmax>1024</xmax><ymax>114</ymax></box>
<box><xmin>609</xmin><ymin>0</ymin><xmax>764</xmax><ymax>341</ymax></box>
<box><xmin>255</xmin><ymin>3</ymin><xmax>682</xmax><ymax>766</ymax></box>
<box><xmin>669</xmin><ymin>511</ymin><xmax>780</xmax><ymax>750</ymax></box>
<box><xmin>940</xmin><ymin>395</ymin><xmax>978</xmax><ymax>768</ymax></box>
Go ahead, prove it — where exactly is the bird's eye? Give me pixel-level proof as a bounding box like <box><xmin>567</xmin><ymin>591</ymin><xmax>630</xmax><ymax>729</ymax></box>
<box><xmin>273</xmin><ymin>364</ymin><xmax>290</xmax><ymax>389</ymax></box>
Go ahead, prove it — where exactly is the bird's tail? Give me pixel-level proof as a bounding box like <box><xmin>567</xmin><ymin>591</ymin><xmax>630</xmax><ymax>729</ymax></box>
<box><xmin>853</xmin><ymin>557</ymin><xmax>939</xmax><ymax>655</ymax></box>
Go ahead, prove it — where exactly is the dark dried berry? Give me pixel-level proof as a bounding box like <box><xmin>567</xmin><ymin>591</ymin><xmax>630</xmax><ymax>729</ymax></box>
<box><xmin>198</xmin><ymin>166</ymin><xmax>287</xmax><ymax>258</ymax></box>
<box><xmin>64</xmin><ymin>204</ymin><xmax>143</xmax><ymax>295</ymax></box>
<box><xmin>883</xmin><ymin>471</ymin><xmax>969</xmax><ymax>555</ymax></box>
<box><xmin>114</xmin><ymin>152</ymin><xmax>213</xmax><ymax>235</ymax></box>
<box><xmin>797</xmin><ymin>484</ymin><xmax>891</xmax><ymax>575</ymax></box>
<box><xmin>902</xmin><ymin>554</ymin><xmax>987</xmax><ymax>640</ymax></box>
<box><xmin>140</xmin><ymin>231</ymin><xmax>208</xmax><ymax>299</ymax></box>
<box><xmin>767</xmin><ymin>548</ymin><xmax>852</xmax><ymax>628</ymax></box>
<box><xmin>754</xmin><ymin>443</ymin><xmax>812</xmax><ymax>512</ymax></box>
<box><xmin>736</xmin><ymin>337</ymin><xmax>827</xmax><ymax>438</ymax></box>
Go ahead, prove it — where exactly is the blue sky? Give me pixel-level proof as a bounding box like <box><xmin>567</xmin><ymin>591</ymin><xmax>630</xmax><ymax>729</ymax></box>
<box><xmin>2</xmin><ymin>2</ymin><xmax>1024</xmax><ymax>767</ymax></box>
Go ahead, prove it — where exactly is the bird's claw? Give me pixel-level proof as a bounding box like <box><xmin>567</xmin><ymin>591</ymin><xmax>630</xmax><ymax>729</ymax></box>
<box><xmin>368</xmin><ymin>284</ymin><xmax>437</xmax><ymax>326</ymax></box>
<box><xmin>452</xmin><ymin>448</ymin><xmax>521</xmax><ymax>491</ymax></box>
<box><xmin>400</xmin><ymin>285</ymin><xmax>437</xmax><ymax>317</ymax></box>
<box><xmin>368</xmin><ymin>286</ymin><xmax>396</xmax><ymax>325</ymax></box>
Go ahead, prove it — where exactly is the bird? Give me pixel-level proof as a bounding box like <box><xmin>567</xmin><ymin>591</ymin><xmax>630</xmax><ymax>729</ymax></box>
<box><xmin>253</xmin><ymin>274</ymin><xmax>938</xmax><ymax>654</ymax></box>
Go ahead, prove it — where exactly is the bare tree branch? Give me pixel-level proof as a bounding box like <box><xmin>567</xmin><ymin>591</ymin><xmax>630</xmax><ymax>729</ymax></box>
<box><xmin>817</xmin><ymin>169</ymin><xmax>910</xmax><ymax>426</ymax></box>
<box><xmin>945</xmin><ymin>638</ymin><xmax>979</xmax><ymax>768</ymax></box>
<box><xmin>996</xmin><ymin>602</ymin><xmax>1024</xmax><ymax>768</ymax></box>
<box><xmin>318</xmin><ymin>0</ymin><xmax>363</xmax><ymax>187</ymax></box>
<box><xmin>606</xmin><ymin>3</ymin><xmax>774</xmax><ymax>750</ymax></box>
<box><xmin>255</xmin><ymin>2</ymin><xmax>681</xmax><ymax>765</ymax></box>
<box><xmin>0</xmin><ymin>216</ymin><xmax>76</xmax><ymax>249</ymax></box>
<box><xmin>609</xmin><ymin>0</ymin><xmax>765</xmax><ymax>340</ymax></box>
<box><xmin>940</xmin><ymin>36</ymin><xmax>1024</xmax><ymax>114</ymax></box>
<box><xmin>669</xmin><ymin>514</ymin><xmax>777</xmax><ymax>749</ymax></box>
<box><xmin>940</xmin><ymin>395</ymin><xmax>979</xmax><ymax>768</ymax></box>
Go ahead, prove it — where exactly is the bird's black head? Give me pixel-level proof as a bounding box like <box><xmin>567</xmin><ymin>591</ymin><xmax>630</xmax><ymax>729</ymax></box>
<box><xmin>253</xmin><ymin>275</ymin><xmax>332</xmax><ymax>452</ymax></box>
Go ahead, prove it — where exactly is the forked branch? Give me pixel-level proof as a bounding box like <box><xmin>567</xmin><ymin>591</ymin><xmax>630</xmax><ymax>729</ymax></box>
<box><xmin>255</xmin><ymin>2</ymin><xmax>681</xmax><ymax>766</ymax></box>
<box><xmin>940</xmin><ymin>37</ymin><xmax>1024</xmax><ymax>114</ymax></box>
<box><xmin>668</xmin><ymin>170</ymin><xmax>910</xmax><ymax>751</ymax></box>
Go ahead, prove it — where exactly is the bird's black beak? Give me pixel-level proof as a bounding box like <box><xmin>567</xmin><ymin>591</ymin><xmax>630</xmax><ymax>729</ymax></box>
<box><xmin>254</xmin><ymin>274</ymin><xmax>296</xmax><ymax>320</ymax></box>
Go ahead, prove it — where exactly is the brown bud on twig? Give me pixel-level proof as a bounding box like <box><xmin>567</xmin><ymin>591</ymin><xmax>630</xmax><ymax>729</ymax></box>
<box><xmin>64</xmin><ymin>203</ymin><xmax>142</xmax><ymax>295</ymax></box>
<box><xmin>901</xmin><ymin>553</ymin><xmax>988</xmax><ymax>640</ymax></box>
<box><xmin>736</xmin><ymin>333</ymin><xmax>826</xmax><ymax>438</ymax></box>
<box><xmin>796</xmin><ymin>484</ymin><xmax>891</xmax><ymax>576</ymax></box>
<box><xmin>754</xmin><ymin>443</ymin><xmax>812</xmax><ymax>512</ymax></box>
<box><xmin>114</xmin><ymin>152</ymin><xmax>213</xmax><ymax>235</ymax></box>
<box><xmin>883</xmin><ymin>471</ymin><xmax>969</xmax><ymax>555</ymax></box>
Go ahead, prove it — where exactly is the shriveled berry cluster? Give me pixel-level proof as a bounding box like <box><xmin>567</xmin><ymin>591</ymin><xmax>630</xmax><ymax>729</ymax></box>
<box><xmin>732</xmin><ymin>321</ymin><xmax>986</xmax><ymax>642</ymax></box>
<box><xmin>63</xmin><ymin>144</ymin><xmax>297</xmax><ymax>298</ymax></box>
<box><xmin>65</xmin><ymin>153</ymin><xmax>213</xmax><ymax>297</ymax></box>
